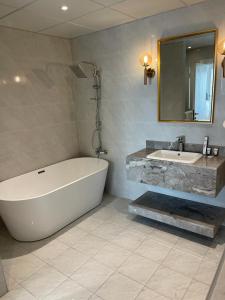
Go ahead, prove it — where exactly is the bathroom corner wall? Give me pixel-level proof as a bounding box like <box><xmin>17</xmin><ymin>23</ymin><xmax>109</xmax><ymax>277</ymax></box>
<box><xmin>71</xmin><ymin>0</ymin><xmax>225</xmax><ymax>207</ymax></box>
<box><xmin>0</xmin><ymin>27</ymin><xmax>79</xmax><ymax>181</ymax></box>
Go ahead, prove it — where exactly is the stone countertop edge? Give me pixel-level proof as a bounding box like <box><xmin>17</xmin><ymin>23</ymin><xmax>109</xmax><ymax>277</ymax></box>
<box><xmin>126</xmin><ymin>148</ymin><xmax>225</xmax><ymax>171</ymax></box>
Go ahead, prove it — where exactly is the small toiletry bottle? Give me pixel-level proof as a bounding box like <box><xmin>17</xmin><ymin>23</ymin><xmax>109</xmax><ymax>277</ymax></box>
<box><xmin>203</xmin><ymin>136</ymin><xmax>209</xmax><ymax>155</ymax></box>
<box><xmin>213</xmin><ymin>148</ymin><xmax>219</xmax><ymax>156</ymax></box>
<box><xmin>207</xmin><ymin>147</ymin><xmax>211</xmax><ymax>156</ymax></box>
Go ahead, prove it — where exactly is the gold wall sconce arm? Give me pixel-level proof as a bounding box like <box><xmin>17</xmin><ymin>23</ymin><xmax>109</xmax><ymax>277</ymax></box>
<box><xmin>144</xmin><ymin>66</ymin><xmax>155</xmax><ymax>85</ymax></box>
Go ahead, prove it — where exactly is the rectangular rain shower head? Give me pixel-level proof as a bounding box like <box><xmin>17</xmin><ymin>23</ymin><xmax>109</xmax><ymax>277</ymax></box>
<box><xmin>70</xmin><ymin>64</ymin><xmax>88</xmax><ymax>78</ymax></box>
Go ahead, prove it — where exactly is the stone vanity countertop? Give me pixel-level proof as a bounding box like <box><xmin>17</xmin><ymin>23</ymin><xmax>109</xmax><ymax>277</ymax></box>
<box><xmin>127</xmin><ymin>148</ymin><xmax>225</xmax><ymax>170</ymax></box>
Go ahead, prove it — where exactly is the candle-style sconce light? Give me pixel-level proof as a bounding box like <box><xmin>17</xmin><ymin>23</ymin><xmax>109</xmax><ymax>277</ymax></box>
<box><xmin>139</xmin><ymin>51</ymin><xmax>155</xmax><ymax>85</ymax></box>
<box><xmin>218</xmin><ymin>39</ymin><xmax>225</xmax><ymax>78</ymax></box>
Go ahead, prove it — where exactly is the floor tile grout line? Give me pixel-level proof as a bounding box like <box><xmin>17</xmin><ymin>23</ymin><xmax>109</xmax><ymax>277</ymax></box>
<box><xmin>160</xmin><ymin>248</ymin><xmax>205</xmax><ymax>281</ymax></box>
<box><xmin>44</xmin><ymin>276</ymin><xmax>94</xmax><ymax>299</ymax></box>
<box><xmin>68</xmin><ymin>255</ymin><xmax>115</xmax><ymax>284</ymax></box>
<box><xmin>140</xmin><ymin>260</ymin><xmax>181</xmax><ymax>300</ymax></box>
<box><xmin>2</xmin><ymin>196</ymin><xmax>225</xmax><ymax>299</ymax></box>
<box><xmin>181</xmin><ymin>278</ymin><xmax>198</xmax><ymax>300</ymax></box>
<box><xmin>19</xmin><ymin>266</ymin><xmax>69</xmax><ymax>299</ymax></box>
<box><xmin>181</xmin><ymin>278</ymin><xmax>210</xmax><ymax>300</ymax></box>
<box><xmin>142</xmin><ymin>268</ymin><xmax>194</xmax><ymax>300</ymax></box>
<box><xmin>94</xmin><ymin>269</ymin><xmax>119</xmax><ymax>298</ymax></box>
<box><xmin>15</xmin><ymin>247</ymin><xmax>76</xmax><ymax>297</ymax></box>
<box><xmin>87</xmin><ymin>245</ymin><xmax>146</xmax><ymax>297</ymax></box>
<box><xmin>11</xmin><ymin>284</ymin><xmax>36</xmax><ymax>299</ymax></box>
<box><xmin>3</xmin><ymin>226</ymin><xmax>217</xmax><ymax>296</ymax></box>
<box><xmin>73</xmin><ymin>268</ymin><xmax>118</xmax><ymax>296</ymax></box>
<box><xmin>3</xmin><ymin>255</ymin><xmax>47</xmax><ymax>286</ymax></box>
<box><xmin>1</xmin><ymin>239</ymin><xmax>221</xmax><ymax>278</ymax></box>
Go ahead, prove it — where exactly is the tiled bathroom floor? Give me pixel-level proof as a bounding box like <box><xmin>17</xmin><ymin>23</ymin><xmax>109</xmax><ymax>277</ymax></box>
<box><xmin>0</xmin><ymin>194</ymin><xmax>225</xmax><ymax>300</ymax></box>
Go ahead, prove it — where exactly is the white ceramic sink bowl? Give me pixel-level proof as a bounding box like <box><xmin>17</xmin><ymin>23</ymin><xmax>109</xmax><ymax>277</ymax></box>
<box><xmin>146</xmin><ymin>150</ymin><xmax>202</xmax><ymax>164</ymax></box>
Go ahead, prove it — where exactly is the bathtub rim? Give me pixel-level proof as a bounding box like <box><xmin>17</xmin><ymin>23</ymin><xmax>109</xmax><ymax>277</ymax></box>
<box><xmin>0</xmin><ymin>157</ymin><xmax>108</xmax><ymax>202</ymax></box>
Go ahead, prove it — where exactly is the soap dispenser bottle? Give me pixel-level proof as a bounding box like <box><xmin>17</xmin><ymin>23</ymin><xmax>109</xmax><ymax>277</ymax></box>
<box><xmin>203</xmin><ymin>136</ymin><xmax>209</xmax><ymax>155</ymax></box>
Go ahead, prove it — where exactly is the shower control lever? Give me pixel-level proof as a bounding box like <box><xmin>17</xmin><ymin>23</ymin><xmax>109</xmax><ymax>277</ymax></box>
<box><xmin>93</xmin><ymin>85</ymin><xmax>101</xmax><ymax>89</ymax></box>
<box><xmin>96</xmin><ymin>149</ymin><xmax>108</xmax><ymax>156</ymax></box>
<box><xmin>90</xmin><ymin>97</ymin><xmax>97</xmax><ymax>101</ymax></box>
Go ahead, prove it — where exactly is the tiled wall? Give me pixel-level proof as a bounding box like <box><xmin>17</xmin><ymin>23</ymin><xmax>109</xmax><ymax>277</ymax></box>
<box><xmin>71</xmin><ymin>0</ymin><xmax>225</xmax><ymax>207</ymax></box>
<box><xmin>0</xmin><ymin>27</ymin><xmax>79</xmax><ymax>181</ymax></box>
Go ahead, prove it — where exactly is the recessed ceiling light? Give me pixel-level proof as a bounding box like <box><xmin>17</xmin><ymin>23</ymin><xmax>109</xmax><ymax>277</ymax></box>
<box><xmin>61</xmin><ymin>5</ymin><xmax>68</xmax><ymax>11</ymax></box>
<box><xmin>187</xmin><ymin>46</ymin><xmax>192</xmax><ymax>49</ymax></box>
<box><xmin>14</xmin><ymin>76</ymin><xmax>21</xmax><ymax>83</ymax></box>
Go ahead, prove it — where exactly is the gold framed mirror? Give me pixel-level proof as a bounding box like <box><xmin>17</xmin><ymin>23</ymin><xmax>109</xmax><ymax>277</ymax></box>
<box><xmin>158</xmin><ymin>29</ymin><xmax>217</xmax><ymax>123</ymax></box>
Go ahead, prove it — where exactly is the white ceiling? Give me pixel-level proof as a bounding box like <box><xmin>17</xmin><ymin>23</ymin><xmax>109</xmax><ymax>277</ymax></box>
<box><xmin>0</xmin><ymin>0</ymin><xmax>206</xmax><ymax>39</ymax></box>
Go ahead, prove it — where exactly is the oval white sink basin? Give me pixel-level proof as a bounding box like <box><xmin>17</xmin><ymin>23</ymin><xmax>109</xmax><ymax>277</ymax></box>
<box><xmin>146</xmin><ymin>150</ymin><xmax>202</xmax><ymax>164</ymax></box>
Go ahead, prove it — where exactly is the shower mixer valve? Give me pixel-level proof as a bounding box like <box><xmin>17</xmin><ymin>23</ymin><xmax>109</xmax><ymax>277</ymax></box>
<box><xmin>96</xmin><ymin>148</ymin><xmax>108</xmax><ymax>156</ymax></box>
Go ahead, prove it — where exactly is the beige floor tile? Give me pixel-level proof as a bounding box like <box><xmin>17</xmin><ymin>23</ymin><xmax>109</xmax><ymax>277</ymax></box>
<box><xmin>206</xmin><ymin>252</ymin><xmax>225</xmax><ymax>299</ymax></box>
<box><xmin>209</xmin><ymin>291</ymin><xmax>225</xmax><ymax>300</ymax></box>
<box><xmin>175</xmin><ymin>237</ymin><xmax>209</xmax><ymax>257</ymax></box>
<box><xmin>21</xmin><ymin>265</ymin><xmax>66</xmax><ymax>297</ymax></box>
<box><xmin>150</xmin><ymin>228</ymin><xmax>179</xmax><ymax>247</ymax></box>
<box><xmin>2</xmin><ymin>253</ymin><xmax>45</xmax><ymax>283</ymax></box>
<box><xmin>91</xmin><ymin>207</ymin><xmax>116</xmax><ymax>222</ymax></box>
<box><xmin>111</xmin><ymin>229</ymin><xmax>144</xmax><ymax>251</ymax></box>
<box><xmin>183</xmin><ymin>281</ymin><xmax>210</xmax><ymax>300</ymax></box>
<box><xmin>205</xmin><ymin>242</ymin><xmax>225</xmax><ymax>263</ymax></box>
<box><xmin>3</xmin><ymin>272</ymin><xmax>19</xmax><ymax>290</ymax></box>
<box><xmin>194</xmin><ymin>257</ymin><xmax>219</xmax><ymax>285</ymax></box>
<box><xmin>77</xmin><ymin>216</ymin><xmax>104</xmax><ymax>232</ymax></box>
<box><xmin>118</xmin><ymin>254</ymin><xmax>159</xmax><ymax>284</ymax></box>
<box><xmin>147</xmin><ymin>266</ymin><xmax>192</xmax><ymax>299</ymax></box>
<box><xmin>163</xmin><ymin>248</ymin><xmax>202</xmax><ymax>277</ymax></box>
<box><xmin>57</xmin><ymin>227</ymin><xmax>88</xmax><ymax>246</ymax></box>
<box><xmin>49</xmin><ymin>248</ymin><xmax>89</xmax><ymax>276</ymax></box>
<box><xmin>109</xmin><ymin>212</ymin><xmax>133</xmax><ymax>227</ymax></box>
<box><xmin>136</xmin><ymin>287</ymin><xmax>169</xmax><ymax>300</ymax></box>
<box><xmin>71</xmin><ymin>259</ymin><xmax>113</xmax><ymax>292</ymax></box>
<box><xmin>93</xmin><ymin>222</ymin><xmax>127</xmax><ymax>241</ymax></box>
<box><xmin>94</xmin><ymin>243</ymin><xmax>131</xmax><ymax>269</ymax></box>
<box><xmin>129</xmin><ymin>220</ymin><xmax>154</xmax><ymax>235</ymax></box>
<box><xmin>125</xmin><ymin>227</ymin><xmax>150</xmax><ymax>241</ymax></box>
<box><xmin>1</xmin><ymin>287</ymin><xmax>35</xmax><ymax>300</ymax></box>
<box><xmin>135</xmin><ymin>238</ymin><xmax>171</xmax><ymax>263</ymax></box>
<box><xmin>32</xmin><ymin>239</ymin><xmax>68</xmax><ymax>263</ymax></box>
<box><xmin>45</xmin><ymin>278</ymin><xmax>92</xmax><ymax>300</ymax></box>
<box><xmin>96</xmin><ymin>272</ymin><xmax>142</xmax><ymax>300</ymax></box>
<box><xmin>89</xmin><ymin>295</ymin><xmax>103</xmax><ymax>300</ymax></box>
<box><xmin>73</xmin><ymin>234</ymin><xmax>107</xmax><ymax>257</ymax></box>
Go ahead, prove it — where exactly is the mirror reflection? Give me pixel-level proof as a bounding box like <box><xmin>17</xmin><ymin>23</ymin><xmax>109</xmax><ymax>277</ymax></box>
<box><xmin>158</xmin><ymin>30</ymin><xmax>217</xmax><ymax>123</ymax></box>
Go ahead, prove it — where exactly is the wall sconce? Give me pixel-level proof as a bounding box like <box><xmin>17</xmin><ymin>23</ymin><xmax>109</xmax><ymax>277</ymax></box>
<box><xmin>218</xmin><ymin>40</ymin><xmax>225</xmax><ymax>78</ymax></box>
<box><xmin>139</xmin><ymin>51</ymin><xmax>155</xmax><ymax>85</ymax></box>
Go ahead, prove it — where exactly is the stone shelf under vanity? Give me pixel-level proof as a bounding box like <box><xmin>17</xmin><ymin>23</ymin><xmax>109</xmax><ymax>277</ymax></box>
<box><xmin>129</xmin><ymin>191</ymin><xmax>225</xmax><ymax>238</ymax></box>
<box><xmin>126</xmin><ymin>141</ymin><xmax>225</xmax><ymax>198</ymax></box>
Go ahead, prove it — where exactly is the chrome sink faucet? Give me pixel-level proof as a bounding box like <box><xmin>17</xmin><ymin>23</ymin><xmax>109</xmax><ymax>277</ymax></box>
<box><xmin>176</xmin><ymin>136</ymin><xmax>185</xmax><ymax>152</ymax></box>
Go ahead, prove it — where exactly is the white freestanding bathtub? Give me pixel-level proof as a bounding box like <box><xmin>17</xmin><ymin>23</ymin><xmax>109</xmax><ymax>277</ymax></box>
<box><xmin>0</xmin><ymin>157</ymin><xmax>108</xmax><ymax>241</ymax></box>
